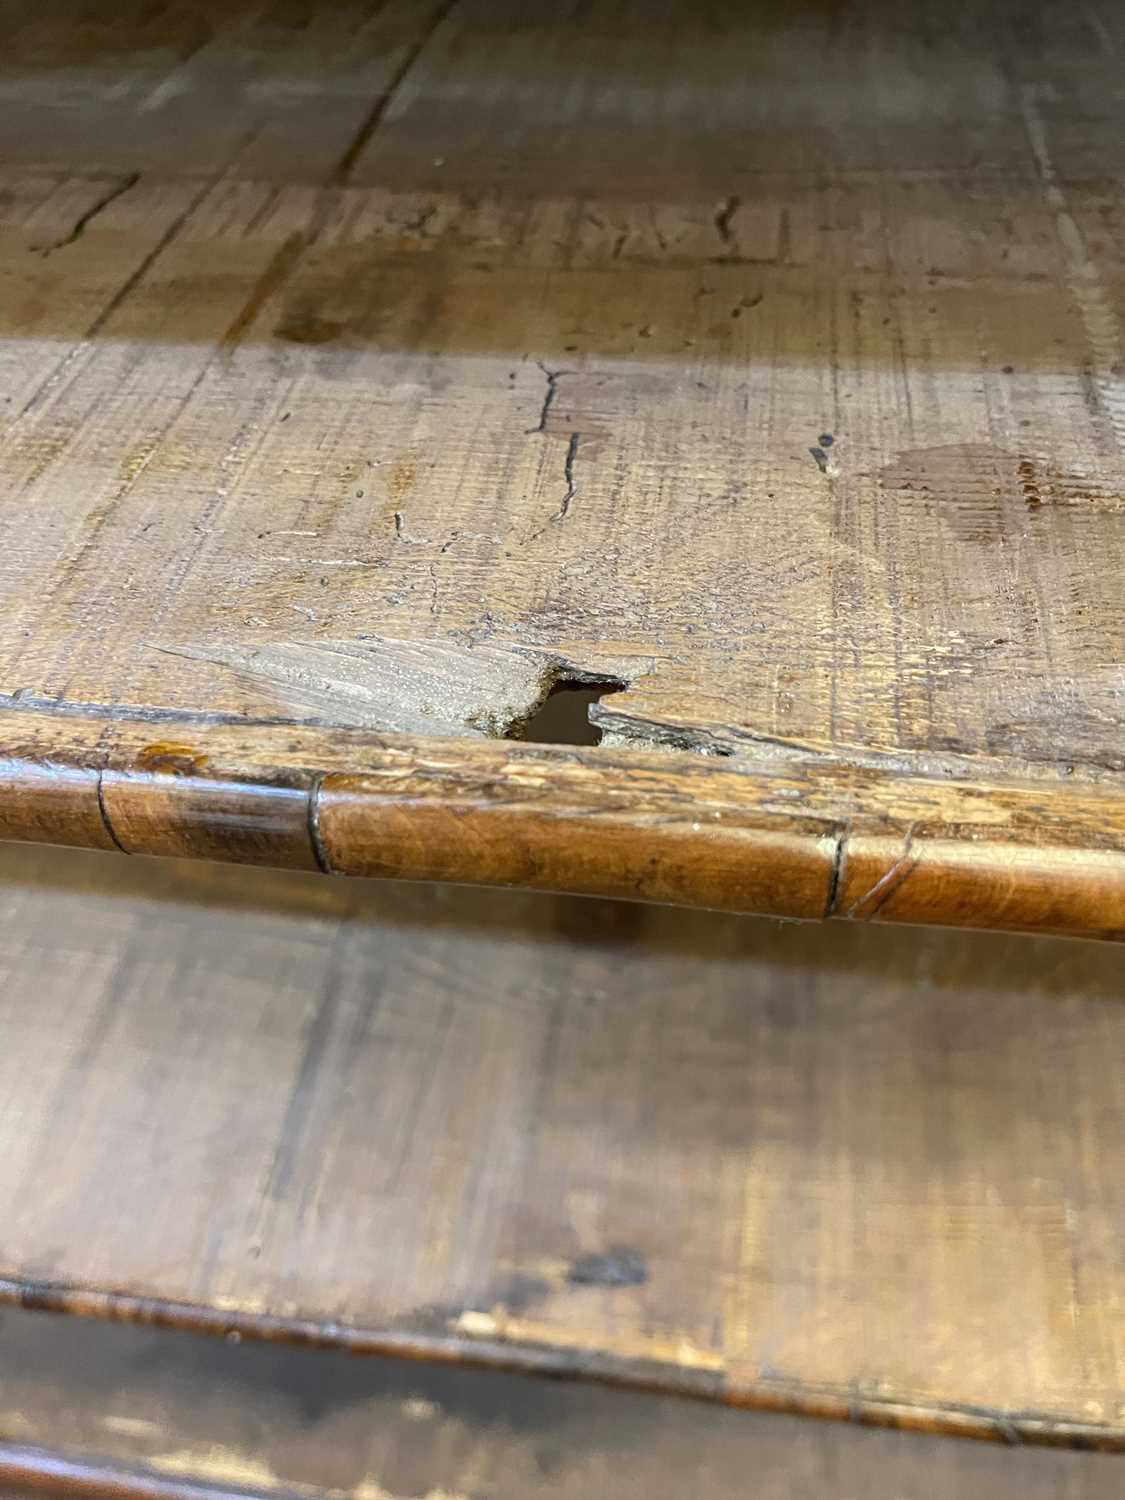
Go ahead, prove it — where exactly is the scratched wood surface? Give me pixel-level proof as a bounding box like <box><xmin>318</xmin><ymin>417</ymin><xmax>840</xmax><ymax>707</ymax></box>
<box><xmin>0</xmin><ymin>0</ymin><xmax>1123</xmax><ymax>926</ymax></box>
<box><xmin>0</xmin><ymin>842</ymin><xmax>1123</xmax><ymax>1446</ymax></box>
<box><xmin>1</xmin><ymin>1309</ymin><xmax>1122</xmax><ymax>1500</ymax></box>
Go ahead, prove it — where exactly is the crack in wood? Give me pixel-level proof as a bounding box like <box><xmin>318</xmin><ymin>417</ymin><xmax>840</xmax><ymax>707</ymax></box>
<box><xmin>34</xmin><ymin>173</ymin><xmax>140</xmax><ymax>257</ymax></box>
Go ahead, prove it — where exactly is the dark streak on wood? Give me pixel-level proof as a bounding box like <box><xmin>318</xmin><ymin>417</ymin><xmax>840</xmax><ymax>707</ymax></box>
<box><xmin>220</xmin><ymin>232</ymin><xmax>310</xmax><ymax>353</ymax></box>
<box><xmin>330</xmin><ymin>0</ymin><xmax>460</xmax><ymax>186</ymax></box>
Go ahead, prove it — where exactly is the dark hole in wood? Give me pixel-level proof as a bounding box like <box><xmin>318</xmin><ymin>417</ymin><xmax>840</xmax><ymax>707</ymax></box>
<box><xmin>520</xmin><ymin>677</ymin><xmax>626</xmax><ymax>747</ymax></box>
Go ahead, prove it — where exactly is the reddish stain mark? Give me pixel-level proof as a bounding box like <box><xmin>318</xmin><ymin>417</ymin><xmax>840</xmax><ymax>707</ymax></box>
<box><xmin>878</xmin><ymin>443</ymin><xmax>1011</xmax><ymax>543</ymax></box>
<box><xmin>879</xmin><ymin>443</ymin><xmax>1124</xmax><ymax>542</ymax></box>
<box><xmin>388</xmin><ymin>453</ymin><xmax>416</xmax><ymax>508</ymax></box>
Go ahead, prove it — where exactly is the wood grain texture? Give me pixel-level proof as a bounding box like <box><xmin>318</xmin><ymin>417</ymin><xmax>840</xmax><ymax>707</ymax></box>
<box><xmin>0</xmin><ymin>1309</ymin><xmax>1122</xmax><ymax>1500</ymax></box>
<box><xmin>1</xmin><ymin>710</ymin><xmax>1123</xmax><ymax>935</ymax></box>
<box><xmin>0</xmin><ymin>843</ymin><xmax>1123</xmax><ymax>1445</ymax></box>
<box><xmin>0</xmin><ymin>0</ymin><xmax>1122</xmax><ymax>930</ymax></box>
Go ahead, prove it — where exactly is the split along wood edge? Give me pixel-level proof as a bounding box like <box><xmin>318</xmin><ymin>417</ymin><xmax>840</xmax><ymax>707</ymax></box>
<box><xmin>0</xmin><ymin>710</ymin><xmax>1121</xmax><ymax>939</ymax></box>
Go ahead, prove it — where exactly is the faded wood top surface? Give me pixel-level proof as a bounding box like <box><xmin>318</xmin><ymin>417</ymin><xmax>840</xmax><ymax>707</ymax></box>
<box><xmin>0</xmin><ymin>0</ymin><xmax>1123</xmax><ymax>928</ymax></box>
<box><xmin>1</xmin><ymin>843</ymin><xmax>1124</xmax><ymax>1446</ymax></box>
